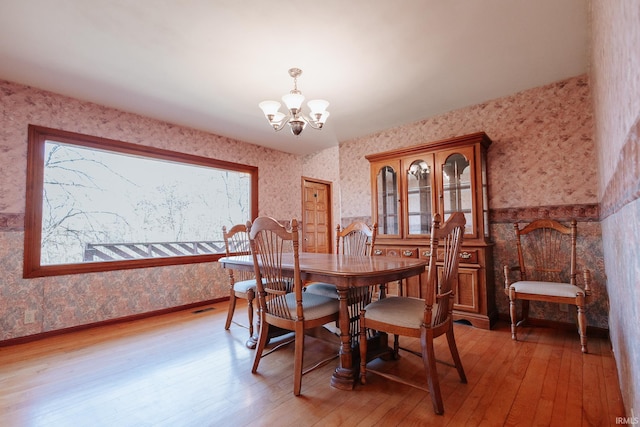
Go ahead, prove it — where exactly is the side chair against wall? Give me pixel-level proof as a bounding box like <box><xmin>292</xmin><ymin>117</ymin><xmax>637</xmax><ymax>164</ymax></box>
<box><xmin>222</xmin><ymin>224</ymin><xmax>258</xmax><ymax>348</ymax></box>
<box><xmin>359</xmin><ymin>213</ymin><xmax>467</xmax><ymax>415</ymax></box>
<box><xmin>503</xmin><ymin>219</ymin><xmax>592</xmax><ymax>353</ymax></box>
<box><xmin>247</xmin><ymin>216</ymin><xmax>340</xmax><ymax>396</ymax></box>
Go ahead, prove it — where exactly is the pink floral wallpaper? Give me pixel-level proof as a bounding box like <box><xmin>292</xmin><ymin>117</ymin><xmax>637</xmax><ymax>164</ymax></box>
<box><xmin>339</xmin><ymin>75</ymin><xmax>597</xmax><ymax>219</ymax></box>
<box><xmin>591</xmin><ymin>0</ymin><xmax>640</xmax><ymax>416</ymax></box>
<box><xmin>302</xmin><ymin>146</ymin><xmax>341</xmax><ymax>228</ymax></box>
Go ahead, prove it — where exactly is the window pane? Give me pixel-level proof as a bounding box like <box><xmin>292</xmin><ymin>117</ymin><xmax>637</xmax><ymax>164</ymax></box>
<box><xmin>25</xmin><ymin>125</ymin><xmax>258</xmax><ymax>277</ymax></box>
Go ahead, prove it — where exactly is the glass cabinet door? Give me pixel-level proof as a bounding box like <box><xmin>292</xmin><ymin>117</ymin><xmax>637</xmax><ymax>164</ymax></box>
<box><xmin>375</xmin><ymin>163</ymin><xmax>400</xmax><ymax>236</ymax></box>
<box><xmin>439</xmin><ymin>150</ymin><xmax>474</xmax><ymax>235</ymax></box>
<box><xmin>405</xmin><ymin>158</ymin><xmax>433</xmax><ymax>236</ymax></box>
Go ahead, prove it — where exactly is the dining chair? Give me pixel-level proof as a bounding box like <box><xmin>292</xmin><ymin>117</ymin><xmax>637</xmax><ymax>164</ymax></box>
<box><xmin>359</xmin><ymin>212</ymin><xmax>467</xmax><ymax>415</ymax></box>
<box><xmin>247</xmin><ymin>216</ymin><xmax>340</xmax><ymax>396</ymax></box>
<box><xmin>503</xmin><ymin>218</ymin><xmax>592</xmax><ymax>353</ymax></box>
<box><xmin>222</xmin><ymin>224</ymin><xmax>258</xmax><ymax>347</ymax></box>
<box><xmin>305</xmin><ymin>221</ymin><xmax>377</xmax><ymax>343</ymax></box>
<box><xmin>305</xmin><ymin>221</ymin><xmax>378</xmax><ymax>298</ymax></box>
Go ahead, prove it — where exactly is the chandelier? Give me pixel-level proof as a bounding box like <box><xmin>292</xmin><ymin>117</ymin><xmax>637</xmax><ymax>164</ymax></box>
<box><xmin>258</xmin><ymin>68</ymin><xmax>330</xmax><ymax>136</ymax></box>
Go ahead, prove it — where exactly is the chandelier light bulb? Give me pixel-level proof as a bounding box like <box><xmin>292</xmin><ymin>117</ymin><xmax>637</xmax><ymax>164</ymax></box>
<box><xmin>282</xmin><ymin>93</ymin><xmax>305</xmax><ymax>112</ymax></box>
<box><xmin>258</xmin><ymin>100</ymin><xmax>281</xmax><ymax>119</ymax></box>
<box><xmin>307</xmin><ymin>99</ymin><xmax>329</xmax><ymax>115</ymax></box>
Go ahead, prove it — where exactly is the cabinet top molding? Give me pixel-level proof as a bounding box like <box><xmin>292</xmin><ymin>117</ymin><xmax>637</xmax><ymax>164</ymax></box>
<box><xmin>365</xmin><ymin>132</ymin><xmax>492</xmax><ymax>161</ymax></box>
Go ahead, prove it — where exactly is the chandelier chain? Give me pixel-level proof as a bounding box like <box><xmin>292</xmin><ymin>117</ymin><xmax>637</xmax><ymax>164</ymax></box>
<box><xmin>289</xmin><ymin>68</ymin><xmax>301</xmax><ymax>94</ymax></box>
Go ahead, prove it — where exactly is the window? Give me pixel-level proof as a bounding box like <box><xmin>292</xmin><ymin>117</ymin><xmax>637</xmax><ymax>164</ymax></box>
<box><xmin>24</xmin><ymin>125</ymin><xmax>258</xmax><ymax>278</ymax></box>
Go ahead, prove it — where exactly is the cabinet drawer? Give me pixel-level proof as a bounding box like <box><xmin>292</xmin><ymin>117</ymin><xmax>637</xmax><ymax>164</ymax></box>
<box><xmin>418</xmin><ymin>248</ymin><xmax>478</xmax><ymax>264</ymax></box>
<box><xmin>372</xmin><ymin>248</ymin><xmax>386</xmax><ymax>256</ymax></box>
<box><xmin>456</xmin><ymin>250</ymin><xmax>478</xmax><ymax>264</ymax></box>
<box><xmin>418</xmin><ymin>247</ymin><xmax>434</xmax><ymax>259</ymax></box>
<box><xmin>374</xmin><ymin>247</ymin><xmax>418</xmax><ymax>258</ymax></box>
<box><xmin>399</xmin><ymin>247</ymin><xmax>418</xmax><ymax>258</ymax></box>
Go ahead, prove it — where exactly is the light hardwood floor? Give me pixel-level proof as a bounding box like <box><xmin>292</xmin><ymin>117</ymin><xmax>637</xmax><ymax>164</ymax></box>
<box><xmin>0</xmin><ymin>301</ymin><xmax>625</xmax><ymax>426</ymax></box>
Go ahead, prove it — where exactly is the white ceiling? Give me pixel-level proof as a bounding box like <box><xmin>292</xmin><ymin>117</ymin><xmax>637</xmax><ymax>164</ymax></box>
<box><xmin>0</xmin><ymin>0</ymin><xmax>589</xmax><ymax>155</ymax></box>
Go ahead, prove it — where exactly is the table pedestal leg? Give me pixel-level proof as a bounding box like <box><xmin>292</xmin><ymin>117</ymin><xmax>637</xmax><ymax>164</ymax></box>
<box><xmin>331</xmin><ymin>288</ymin><xmax>355</xmax><ymax>390</ymax></box>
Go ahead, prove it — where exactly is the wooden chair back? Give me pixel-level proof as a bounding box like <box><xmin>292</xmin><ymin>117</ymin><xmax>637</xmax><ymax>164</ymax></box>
<box><xmin>248</xmin><ymin>217</ymin><xmax>300</xmax><ymax>320</ymax></box>
<box><xmin>336</xmin><ymin>221</ymin><xmax>378</xmax><ymax>336</ymax></box>
<box><xmin>222</xmin><ymin>224</ymin><xmax>254</xmax><ymax>283</ymax></box>
<box><xmin>514</xmin><ymin>219</ymin><xmax>576</xmax><ymax>285</ymax></box>
<box><xmin>336</xmin><ymin>222</ymin><xmax>377</xmax><ymax>256</ymax></box>
<box><xmin>425</xmin><ymin>212</ymin><xmax>465</xmax><ymax>329</ymax></box>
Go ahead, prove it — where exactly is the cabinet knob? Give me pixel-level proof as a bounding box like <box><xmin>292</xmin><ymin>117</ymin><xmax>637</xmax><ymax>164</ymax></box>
<box><xmin>373</xmin><ymin>249</ymin><xmax>384</xmax><ymax>255</ymax></box>
<box><xmin>459</xmin><ymin>251</ymin><xmax>472</xmax><ymax>260</ymax></box>
<box><xmin>403</xmin><ymin>250</ymin><xmax>414</xmax><ymax>257</ymax></box>
<box><xmin>422</xmin><ymin>250</ymin><xmax>432</xmax><ymax>257</ymax></box>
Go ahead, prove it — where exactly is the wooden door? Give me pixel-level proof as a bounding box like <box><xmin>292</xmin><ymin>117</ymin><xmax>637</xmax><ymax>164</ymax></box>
<box><xmin>301</xmin><ymin>178</ymin><xmax>332</xmax><ymax>253</ymax></box>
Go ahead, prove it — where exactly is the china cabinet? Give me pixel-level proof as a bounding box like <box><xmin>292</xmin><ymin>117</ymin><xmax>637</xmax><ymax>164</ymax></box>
<box><xmin>366</xmin><ymin>132</ymin><xmax>496</xmax><ymax>329</ymax></box>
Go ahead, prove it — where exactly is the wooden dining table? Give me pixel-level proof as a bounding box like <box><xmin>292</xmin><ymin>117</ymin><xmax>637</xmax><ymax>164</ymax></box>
<box><xmin>219</xmin><ymin>252</ymin><xmax>427</xmax><ymax>390</ymax></box>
